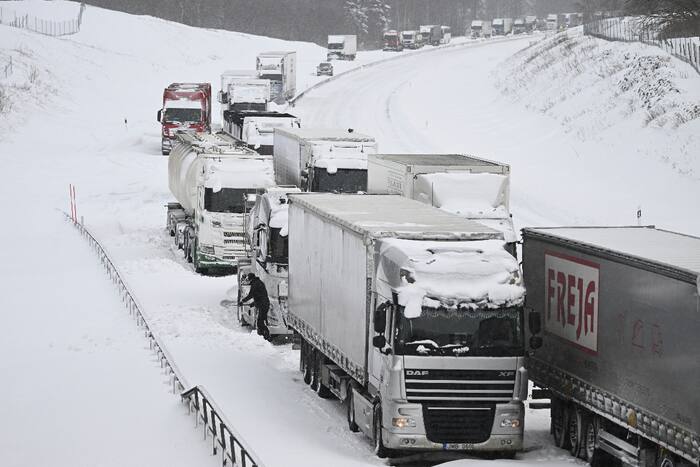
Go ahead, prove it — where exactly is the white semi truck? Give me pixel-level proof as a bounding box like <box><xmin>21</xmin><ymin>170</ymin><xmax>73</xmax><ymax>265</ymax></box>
<box><xmin>492</xmin><ymin>18</ymin><xmax>514</xmax><ymax>35</ymax></box>
<box><xmin>236</xmin><ymin>186</ymin><xmax>301</xmax><ymax>338</ymax></box>
<box><xmin>273</xmin><ymin>128</ymin><xmax>377</xmax><ymax>193</ymax></box>
<box><xmin>288</xmin><ymin>193</ymin><xmax>527</xmax><ymax>457</ymax></box>
<box><xmin>166</xmin><ymin>132</ymin><xmax>275</xmax><ymax>274</ymax></box>
<box><xmin>223</xmin><ymin>110</ymin><xmax>300</xmax><ymax>155</ymax></box>
<box><xmin>217</xmin><ymin>75</ymin><xmax>271</xmax><ymax>115</ymax></box>
<box><xmin>327</xmin><ymin>35</ymin><xmax>357</xmax><ymax>60</ymax></box>
<box><xmin>367</xmin><ymin>154</ymin><xmax>517</xmax><ymax>256</ymax></box>
<box><xmin>470</xmin><ymin>20</ymin><xmax>492</xmax><ymax>38</ymax></box>
<box><xmin>256</xmin><ymin>52</ymin><xmax>296</xmax><ymax>102</ymax></box>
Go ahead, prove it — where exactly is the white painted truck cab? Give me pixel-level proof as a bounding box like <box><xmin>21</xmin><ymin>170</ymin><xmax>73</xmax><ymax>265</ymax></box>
<box><xmin>288</xmin><ymin>194</ymin><xmax>526</xmax><ymax>457</ymax></box>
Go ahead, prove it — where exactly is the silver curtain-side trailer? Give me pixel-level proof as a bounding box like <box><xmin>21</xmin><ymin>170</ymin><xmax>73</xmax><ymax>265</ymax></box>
<box><xmin>523</xmin><ymin>226</ymin><xmax>700</xmax><ymax>467</ymax></box>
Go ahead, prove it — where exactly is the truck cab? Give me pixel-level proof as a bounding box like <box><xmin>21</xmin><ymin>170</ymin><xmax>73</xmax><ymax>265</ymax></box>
<box><xmin>157</xmin><ymin>83</ymin><xmax>211</xmax><ymax>155</ymax></box>
<box><xmin>383</xmin><ymin>30</ymin><xmax>403</xmax><ymax>51</ymax></box>
<box><xmin>223</xmin><ymin>110</ymin><xmax>300</xmax><ymax>155</ymax></box>
<box><xmin>237</xmin><ymin>187</ymin><xmax>301</xmax><ymax>338</ymax></box>
<box><xmin>358</xmin><ymin>238</ymin><xmax>527</xmax><ymax>454</ymax></box>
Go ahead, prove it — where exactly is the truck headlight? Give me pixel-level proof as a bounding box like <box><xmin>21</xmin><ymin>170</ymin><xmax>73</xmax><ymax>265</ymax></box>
<box><xmin>392</xmin><ymin>417</ymin><xmax>416</xmax><ymax>428</ymax></box>
<box><xmin>200</xmin><ymin>244</ymin><xmax>215</xmax><ymax>255</ymax></box>
<box><xmin>500</xmin><ymin>418</ymin><xmax>521</xmax><ymax>428</ymax></box>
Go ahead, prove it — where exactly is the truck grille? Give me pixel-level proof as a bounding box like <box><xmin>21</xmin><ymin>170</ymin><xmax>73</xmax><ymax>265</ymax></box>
<box><xmin>223</xmin><ymin>231</ymin><xmax>244</xmax><ymax>238</ymax></box>
<box><xmin>423</xmin><ymin>405</ymin><xmax>495</xmax><ymax>444</ymax></box>
<box><xmin>223</xmin><ymin>239</ymin><xmax>242</xmax><ymax>245</ymax></box>
<box><xmin>405</xmin><ymin>369</ymin><xmax>515</xmax><ymax>445</ymax></box>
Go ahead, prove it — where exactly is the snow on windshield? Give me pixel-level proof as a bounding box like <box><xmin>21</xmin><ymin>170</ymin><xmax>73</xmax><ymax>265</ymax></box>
<box><xmin>379</xmin><ymin>238</ymin><xmax>525</xmax><ymax>318</ymax></box>
<box><xmin>414</xmin><ymin>172</ymin><xmax>510</xmax><ymax>219</ymax></box>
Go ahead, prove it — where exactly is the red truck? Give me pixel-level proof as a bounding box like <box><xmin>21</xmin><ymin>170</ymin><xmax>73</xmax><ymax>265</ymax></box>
<box><xmin>156</xmin><ymin>83</ymin><xmax>211</xmax><ymax>155</ymax></box>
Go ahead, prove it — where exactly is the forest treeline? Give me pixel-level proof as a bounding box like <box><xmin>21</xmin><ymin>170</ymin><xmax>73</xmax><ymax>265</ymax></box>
<box><xmin>84</xmin><ymin>0</ymin><xmax>699</xmax><ymax>46</ymax></box>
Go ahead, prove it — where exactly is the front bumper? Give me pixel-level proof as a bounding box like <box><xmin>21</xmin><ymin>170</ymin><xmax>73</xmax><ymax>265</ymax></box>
<box><xmin>382</xmin><ymin>401</ymin><xmax>524</xmax><ymax>452</ymax></box>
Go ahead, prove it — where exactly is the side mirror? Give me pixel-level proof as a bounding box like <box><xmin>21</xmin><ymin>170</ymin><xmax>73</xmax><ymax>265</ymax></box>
<box><xmin>157</xmin><ymin>109</ymin><xmax>162</xmax><ymax>123</ymax></box>
<box><xmin>529</xmin><ymin>310</ymin><xmax>542</xmax><ymax>335</ymax></box>
<box><xmin>373</xmin><ymin>335</ymin><xmax>386</xmax><ymax>349</ymax></box>
<box><xmin>530</xmin><ymin>335</ymin><xmax>543</xmax><ymax>350</ymax></box>
<box><xmin>373</xmin><ymin>302</ymin><xmax>389</xmax><ymax>334</ymax></box>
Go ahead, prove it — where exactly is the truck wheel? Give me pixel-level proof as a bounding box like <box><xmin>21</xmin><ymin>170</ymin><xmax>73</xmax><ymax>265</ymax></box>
<box><xmin>373</xmin><ymin>405</ymin><xmax>392</xmax><ymax>458</ymax></box>
<box><xmin>568</xmin><ymin>407</ymin><xmax>584</xmax><ymax>457</ymax></box>
<box><xmin>582</xmin><ymin>416</ymin><xmax>597</xmax><ymax>462</ymax></box>
<box><xmin>193</xmin><ymin>240</ymin><xmax>205</xmax><ymax>274</ymax></box>
<box><xmin>302</xmin><ymin>342</ymin><xmax>313</xmax><ymax>385</ymax></box>
<box><xmin>658</xmin><ymin>454</ymin><xmax>677</xmax><ymax>467</ymax></box>
<box><xmin>313</xmin><ymin>352</ymin><xmax>332</xmax><ymax>399</ymax></box>
<box><xmin>346</xmin><ymin>389</ymin><xmax>359</xmax><ymax>432</ymax></box>
<box><xmin>552</xmin><ymin>398</ymin><xmax>570</xmax><ymax>449</ymax></box>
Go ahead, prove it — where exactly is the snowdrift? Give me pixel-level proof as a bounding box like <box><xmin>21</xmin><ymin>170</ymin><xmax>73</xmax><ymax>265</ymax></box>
<box><xmin>496</xmin><ymin>28</ymin><xmax>700</xmax><ymax>177</ymax></box>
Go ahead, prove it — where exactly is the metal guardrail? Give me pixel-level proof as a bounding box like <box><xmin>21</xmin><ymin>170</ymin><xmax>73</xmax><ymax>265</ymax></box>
<box><xmin>584</xmin><ymin>17</ymin><xmax>700</xmax><ymax>75</ymax></box>
<box><xmin>64</xmin><ymin>214</ymin><xmax>265</xmax><ymax>467</ymax></box>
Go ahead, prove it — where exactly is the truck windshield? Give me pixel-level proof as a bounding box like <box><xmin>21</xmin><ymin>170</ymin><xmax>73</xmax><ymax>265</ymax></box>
<box><xmin>328</xmin><ymin>43</ymin><xmax>343</xmax><ymax>50</ymax></box>
<box><xmin>204</xmin><ymin>188</ymin><xmax>255</xmax><ymax>213</ymax></box>
<box><xmin>311</xmin><ymin>168</ymin><xmax>367</xmax><ymax>193</ymax></box>
<box><xmin>395</xmin><ymin>306</ymin><xmax>524</xmax><ymax>357</ymax></box>
<box><xmin>164</xmin><ymin>108</ymin><xmax>202</xmax><ymax>123</ymax></box>
<box><xmin>269</xmin><ymin>227</ymin><xmax>288</xmax><ymax>264</ymax></box>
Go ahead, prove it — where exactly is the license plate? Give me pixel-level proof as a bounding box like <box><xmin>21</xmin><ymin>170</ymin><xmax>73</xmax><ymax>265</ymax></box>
<box><xmin>443</xmin><ymin>443</ymin><xmax>474</xmax><ymax>451</ymax></box>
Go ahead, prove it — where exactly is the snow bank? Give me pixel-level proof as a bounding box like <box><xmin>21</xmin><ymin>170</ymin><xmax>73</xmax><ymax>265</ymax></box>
<box><xmin>379</xmin><ymin>238</ymin><xmax>525</xmax><ymax>318</ymax></box>
<box><xmin>497</xmin><ymin>28</ymin><xmax>700</xmax><ymax>177</ymax></box>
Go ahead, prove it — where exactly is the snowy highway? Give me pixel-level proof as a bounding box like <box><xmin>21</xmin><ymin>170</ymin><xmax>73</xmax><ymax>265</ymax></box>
<box><xmin>2</xmin><ymin>2</ymin><xmax>699</xmax><ymax>466</ymax></box>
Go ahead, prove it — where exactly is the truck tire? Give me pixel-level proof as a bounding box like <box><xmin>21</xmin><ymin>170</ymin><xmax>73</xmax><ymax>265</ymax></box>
<box><xmin>568</xmin><ymin>407</ymin><xmax>584</xmax><ymax>457</ymax></box>
<box><xmin>302</xmin><ymin>342</ymin><xmax>313</xmax><ymax>385</ymax></box>
<box><xmin>582</xmin><ymin>415</ymin><xmax>597</xmax><ymax>463</ymax></box>
<box><xmin>311</xmin><ymin>351</ymin><xmax>332</xmax><ymax>399</ymax></box>
<box><xmin>346</xmin><ymin>388</ymin><xmax>359</xmax><ymax>432</ymax></box>
<box><xmin>193</xmin><ymin>240</ymin><xmax>206</xmax><ymax>274</ymax></box>
<box><xmin>373</xmin><ymin>405</ymin><xmax>392</xmax><ymax>458</ymax></box>
<box><xmin>552</xmin><ymin>398</ymin><xmax>571</xmax><ymax>449</ymax></box>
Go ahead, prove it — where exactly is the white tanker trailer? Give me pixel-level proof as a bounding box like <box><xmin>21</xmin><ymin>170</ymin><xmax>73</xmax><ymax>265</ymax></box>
<box><xmin>166</xmin><ymin>131</ymin><xmax>275</xmax><ymax>274</ymax></box>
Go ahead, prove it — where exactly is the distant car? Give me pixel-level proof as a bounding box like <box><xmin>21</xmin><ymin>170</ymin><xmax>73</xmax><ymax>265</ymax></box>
<box><xmin>316</xmin><ymin>62</ymin><xmax>333</xmax><ymax>76</ymax></box>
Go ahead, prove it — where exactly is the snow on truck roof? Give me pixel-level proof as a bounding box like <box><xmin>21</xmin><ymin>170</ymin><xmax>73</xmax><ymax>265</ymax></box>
<box><xmin>275</xmin><ymin>128</ymin><xmax>375</xmax><ymax>142</ymax></box>
<box><xmin>289</xmin><ymin>194</ymin><xmax>502</xmax><ymax>241</ymax></box>
<box><xmin>524</xmin><ymin>226</ymin><xmax>700</xmax><ymax>278</ymax></box>
<box><xmin>371</xmin><ymin>153</ymin><xmax>508</xmax><ymax>169</ymax></box>
<box><xmin>175</xmin><ymin>132</ymin><xmax>262</xmax><ymax>157</ymax></box>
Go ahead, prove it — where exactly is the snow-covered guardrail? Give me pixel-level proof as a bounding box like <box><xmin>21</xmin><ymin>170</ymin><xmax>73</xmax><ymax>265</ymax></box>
<box><xmin>290</xmin><ymin>34</ymin><xmax>535</xmax><ymax>105</ymax></box>
<box><xmin>64</xmin><ymin>214</ymin><xmax>265</xmax><ymax>467</ymax></box>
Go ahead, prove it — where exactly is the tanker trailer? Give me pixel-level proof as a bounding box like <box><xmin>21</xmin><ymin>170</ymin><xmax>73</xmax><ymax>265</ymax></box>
<box><xmin>166</xmin><ymin>131</ymin><xmax>275</xmax><ymax>274</ymax></box>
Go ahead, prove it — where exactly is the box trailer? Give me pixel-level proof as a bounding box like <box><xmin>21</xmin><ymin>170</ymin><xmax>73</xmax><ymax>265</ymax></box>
<box><xmin>470</xmin><ymin>20</ymin><xmax>492</xmax><ymax>38</ymax></box>
<box><xmin>367</xmin><ymin>154</ymin><xmax>516</xmax><ymax>254</ymax></box>
<box><xmin>273</xmin><ymin>128</ymin><xmax>376</xmax><ymax>193</ymax></box>
<box><xmin>327</xmin><ymin>35</ymin><xmax>357</xmax><ymax>61</ymax></box>
<box><xmin>256</xmin><ymin>51</ymin><xmax>296</xmax><ymax>102</ymax></box>
<box><xmin>523</xmin><ymin>226</ymin><xmax>700</xmax><ymax>467</ymax></box>
<box><xmin>288</xmin><ymin>193</ymin><xmax>527</xmax><ymax>457</ymax></box>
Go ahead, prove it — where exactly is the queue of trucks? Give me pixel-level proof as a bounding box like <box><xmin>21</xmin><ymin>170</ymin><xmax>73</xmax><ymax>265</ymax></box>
<box><xmin>155</xmin><ymin>43</ymin><xmax>700</xmax><ymax>467</ymax></box>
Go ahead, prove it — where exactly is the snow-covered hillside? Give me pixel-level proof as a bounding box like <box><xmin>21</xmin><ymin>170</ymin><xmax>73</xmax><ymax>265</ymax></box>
<box><xmin>497</xmin><ymin>28</ymin><xmax>700</xmax><ymax>177</ymax></box>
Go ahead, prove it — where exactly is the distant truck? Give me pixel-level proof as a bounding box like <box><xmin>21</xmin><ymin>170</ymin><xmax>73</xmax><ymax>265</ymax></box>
<box><xmin>166</xmin><ymin>132</ymin><xmax>274</xmax><ymax>274</ymax></box>
<box><xmin>513</xmin><ymin>18</ymin><xmax>526</xmax><ymax>34</ymax></box>
<box><xmin>400</xmin><ymin>30</ymin><xmax>420</xmax><ymax>49</ymax></box>
<box><xmin>237</xmin><ymin>186</ymin><xmax>302</xmax><ymax>338</ymax></box>
<box><xmin>419</xmin><ymin>24</ymin><xmax>443</xmax><ymax>45</ymax></box>
<box><xmin>327</xmin><ymin>35</ymin><xmax>357</xmax><ymax>61</ymax></box>
<box><xmin>546</xmin><ymin>14</ymin><xmax>565</xmax><ymax>31</ymax></box>
<box><xmin>288</xmin><ymin>193</ymin><xmax>527</xmax><ymax>458</ymax></box>
<box><xmin>440</xmin><ymin>26</ymin><xmax>452</xmax><ymax>44</ymax></box>
<box><xmin>525</xmin><ymin>15</ymin><xmax>538</xmax><ymax>32</ymax></box>
<box><xmin>523</xmin><ymin>226</ymin><xmax>700</xmax><ymax>467</ymax></box>
<box><xmin>156</xmin><ymin>83</ymin><xmax>211</xmax><ymax>156</ymax></box>
<box><xmin>256</xmin><ymin>51</ymin><xmax>296</xmax><ymax>102</ymax></box>
<box><xmin>367</xmin><ymin>154</ymin><xmax>517</xmax><ymax>256</ymax></box>
<box><xmin>470</xmin><ymin>20</ymin><xmax>492</xmax><ymax>38</ymax></box>
<box><xmin>273</xmin><ymin>128</ymin><xmax>377</xmax><ymax>193</ymax></box>
<box><xmin>492</xmin><ymin>18</ymin><xmax>514</xmax><ymax>35</ymax></box>
<box><xmin>223</xmin><ymin>110</ymin><xmax>300</xmax><ymax>155</ymax></box>
<box><xmin>382</xmin><ymin>30</ymin><xmax>403</xmax><ymax>51</ymax></box>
